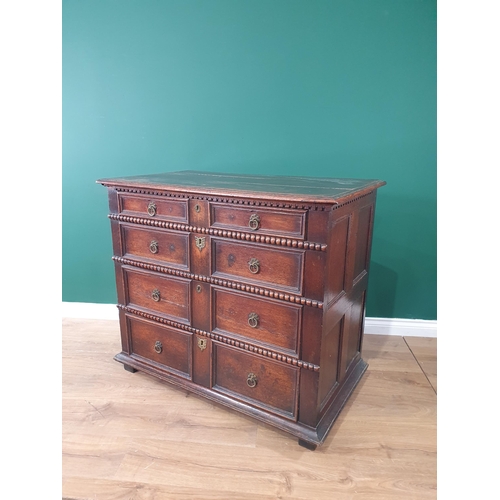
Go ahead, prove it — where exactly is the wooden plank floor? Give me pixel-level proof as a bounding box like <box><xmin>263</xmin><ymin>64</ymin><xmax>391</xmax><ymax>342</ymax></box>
<box><xmin>62</xmin><ymin>319</ymin><xmax>437</xmax><ymax>500</ymax></box>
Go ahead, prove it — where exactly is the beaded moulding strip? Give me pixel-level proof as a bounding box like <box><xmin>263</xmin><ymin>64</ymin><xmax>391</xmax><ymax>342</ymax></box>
<box><xmin>113</xmin><ymin>256</ymin><xmax>323</xmax><ymax>309</ymax></box>
<box><xmin>110</xmin><ymin>186</ymin><xmax>332</xmax><ymax>211</ymax></box>
<box><xmin>119</xmin><ymin>304</ymin><xmax>320</xmax><ymax>372</ymax></box>
<box><xmin>109</xmin><ymin>213</ymin><xmax>328</xmax><ymax>251</ymax></box>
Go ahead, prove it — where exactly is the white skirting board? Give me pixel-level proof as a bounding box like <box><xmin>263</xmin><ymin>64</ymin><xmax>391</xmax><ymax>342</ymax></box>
<box><xmin>62</xmin><ymin>302</ymin><xmax>437</xmax><ymax>338</ymax></box>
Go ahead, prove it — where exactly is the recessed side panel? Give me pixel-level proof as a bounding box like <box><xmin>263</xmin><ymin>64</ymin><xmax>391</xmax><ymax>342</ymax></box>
<box><xmin>317</xmin><ymin>316</ymin><xmax>343</xmax><ymax>410</ymax></box>
<box><xmin>352</xmin><ymin>204</ymin><xmax>374</xmax><ymax>284</ymax></box>
<box><xmin>324</xmin><ymin>215</ymin><xmax>350</xmax><ymax>308</ymax></box>
<box><xmin>343</xmin><ymin>290</ymin><xmax>366</xmax><ymax>375</ymax></box>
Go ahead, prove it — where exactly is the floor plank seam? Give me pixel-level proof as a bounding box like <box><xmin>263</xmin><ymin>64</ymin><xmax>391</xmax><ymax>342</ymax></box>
<box><xmin>403</xmin><ymin>337</ymin><xmax>437</xmax><ymax>395</ymax></box>
<box><xmin>63</xmin><ymin>321</ymin><xmax>437</xmax><ymax>499</ymax></box>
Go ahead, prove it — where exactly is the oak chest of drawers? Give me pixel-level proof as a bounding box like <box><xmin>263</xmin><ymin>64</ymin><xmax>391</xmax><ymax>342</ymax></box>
<box><xmin>98</xmin><ymin>171</ymin><xmax>385</xmax><ymax>449</ymax></box>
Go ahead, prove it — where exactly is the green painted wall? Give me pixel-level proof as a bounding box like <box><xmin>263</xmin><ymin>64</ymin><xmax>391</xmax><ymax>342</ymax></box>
<box><xmin>63</xmin><ymin>0</ymin><xmax>436</xmax><ymax>320</ymax></box>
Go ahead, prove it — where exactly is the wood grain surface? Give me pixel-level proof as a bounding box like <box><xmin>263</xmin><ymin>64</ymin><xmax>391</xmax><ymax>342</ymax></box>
<box><xmin>62</xmin><ymin>319</ymin><xmax>436</xmax><ymax>500</ymax></box>
<box><xmin>97</xmin><ymin>170</ymin><xmax>386</xmax><ymax>205</ymax></box>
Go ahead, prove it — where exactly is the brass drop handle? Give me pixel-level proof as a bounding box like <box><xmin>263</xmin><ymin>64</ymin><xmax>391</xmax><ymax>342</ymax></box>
<box><xmin>247</xmin><ymin>373</ymin><xmax>258</xmax><ymax>388</ymax></box>
<box><xmin>249</xmin><ymin>214</ymin><xmax>260</xmax><ymax>230</ymax></box>
<box><xmin>248</xmin><ymin>312</ymin><xmax>259</xmax><ymax>328</ymax></box>
<box><xmin>151</xmin><ymin>289</ymin><xmax>161</xmax><ymax>302</ymax></box>
<box><xmin>149</xmin><ymin>240</ymin><xmax>158</xmax><ymax>254</ymax></box>
<box><xmin>248</xmin><ymin>258</ymin><xmax>260</xmax><ymax>274</ymax></box>
<box><xmin>147</xmin><ymin>201</ymin><xmax>157</xmax><ymax>216</ymax></box>
<box><xmin>154</xmin><ymin>341</ymin><xmax>163</xmax><ymax>354</ymax></box>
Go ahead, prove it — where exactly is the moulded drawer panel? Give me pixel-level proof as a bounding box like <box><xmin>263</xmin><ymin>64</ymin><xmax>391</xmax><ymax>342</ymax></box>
<box><xmin>212</xmin><ymin>344</ymin><xmax>299</xmax><ymax>420</ymax></box>
<box><xmin>119</xmin><ymin>193</ymin><xmax>188</xmax><ymax>223</ymax></box>
<box><xmin>210</xmin><ymin>203</ymin><xmax>305</xmax><ymax>239</ymax></box>
<box><xmin>212</xmin><ymin>239</ymin><xmax>303</xmax><ymax>294</ymax></box>
<box><xmin>122</xmin><ymin>225</ymin><xmax>190</xmax><ymax>270</ymax></box>
<box><xmin>124</xmin><ymin>268</ymin><xmax>191</xmax><ymax>324</ymax></box>
<box><xmin>212</xmin><ymin>287</ymin><xmax>301</xmax><ymax>355</ymax></box>
<box><xmin>128</xmin><ymin>316</ymin><xmax>192</xmax><ymax>379</ymax></box>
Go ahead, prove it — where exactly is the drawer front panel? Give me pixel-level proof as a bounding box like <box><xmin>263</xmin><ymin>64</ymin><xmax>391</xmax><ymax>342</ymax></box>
<box><xmin>210</xmin><ymin>204</ymin><xmax>305</xmax><ymax>239</ymax></box>
<box><xmin>212</xmin><ymin>239</ymin><xmax>303</xmax><ymax>294</ymax></box>
<box><xmin>119</xmin><ymin>194</ymin><xmax>188</xmax><ymax>222</ymax></box>
<box><xmin>213</xmin><ymin>288</ymin><xmax>301</xmax><ymax>354</ymax></box>
<box><xmin>128</xmin><ymin>316</ymin><xmax>192</xmax><ymax>378</ymax></box>
<box><xmin>213</xmin><ymin>344</ymin><xmax>299</xmax><ymax>419</ymax></box>
<box><xmin>124</xmin><ymin>268</ymin><xmax>191</xmax><ymax>323</ymax></box>
<box><xmin>122</xmin><ymin>225</ymin><xmax>189</xmax><ymax>270</ymax></box>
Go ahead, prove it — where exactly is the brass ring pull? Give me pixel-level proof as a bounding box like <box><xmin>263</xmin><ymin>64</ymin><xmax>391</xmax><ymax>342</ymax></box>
<box><xmin>149</xmin><ymin>240</ymin><xmax>158</xmax><ymax>254</ymax></box>
<box><xmin>152</xmin><ymin>289</ymin><xmax>161</xmax><ymax>302</ymax></box>
<box><xmin>154</xmin><ymin>341</ymin><xmax>163</xmax><ymax>354</ymax></box>
<box><xmin>248</xmin><ymin>258</ymin><xmax>260</xmax><ymax>274</ymax></box>
<box><xmin>249</xmin><ymin>214</ymin><xmax>260</xmax><ymax>230</ymax></box>
<box><xmin>248</xmin><ymin>312</ymin><xmax>259</xmax><ymax>328</ymax></box>
<box><xmin>147</xmin><ymin>201</ymin><xmax>157</xmax><ymax>216</ymax></box>
<box><xmin>247</xmin><ymin>373</ymin><xmax>258</xmax><ymax>388</ymax></box>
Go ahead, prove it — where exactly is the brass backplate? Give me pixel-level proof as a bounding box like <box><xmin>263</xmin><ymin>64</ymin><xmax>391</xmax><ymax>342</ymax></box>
<box><xmin>197</xmin><ymin>337</ymin><xmax>207</xmax><ymax>351</ymax></box>
<box><xmin>195</xmin><ymin>236</ymin><xmax>206</xmax><ymax>251</ymax></box>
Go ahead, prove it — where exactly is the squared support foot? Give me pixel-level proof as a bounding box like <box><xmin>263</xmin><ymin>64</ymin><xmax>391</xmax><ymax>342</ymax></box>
<box><xmin>124</xmin><ymin>364</ymin><xmax>137</xmax><ymax>373</ymax></box>
<box><xmin>298</xmin><ymin>439</ymin><xmax>317</xmax><ymax>451</ymax></box>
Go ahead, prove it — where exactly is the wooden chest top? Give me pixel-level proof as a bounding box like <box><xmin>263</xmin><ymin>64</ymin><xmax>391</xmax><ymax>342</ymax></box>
<box><xmin>97</xmin><ymin>170</ymin><xmax>385</xmax><ymax>205</ymax></box>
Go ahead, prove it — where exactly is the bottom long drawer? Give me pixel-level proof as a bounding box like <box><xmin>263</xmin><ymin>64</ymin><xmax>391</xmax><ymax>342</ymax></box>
<box><xmin>212</xmin><ymin>344</ymin><xmax>299</xmax><ymax>420</ymax></box>
<box><xmin>128</xmin><ymin>316</ymin><xmax>192</xmax><ymax>380</ymax></box>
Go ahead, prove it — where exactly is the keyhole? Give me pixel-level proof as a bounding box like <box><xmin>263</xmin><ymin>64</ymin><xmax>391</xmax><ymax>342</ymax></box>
<box><xmin>227</xmin><ymin>254</ymin><xmax>235</xmax><ymax>267</ymax></box>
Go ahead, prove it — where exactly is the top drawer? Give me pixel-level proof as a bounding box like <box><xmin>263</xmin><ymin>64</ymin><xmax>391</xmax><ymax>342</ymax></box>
<box><xmin>118</xmin><ymin>193</ymin><xmax>188</xmax><ymax>223</ymax></box>
<box><xmin>210</xmin><ymin>204</ymin><xmax>306</xmax><ymax>239</ymax></box>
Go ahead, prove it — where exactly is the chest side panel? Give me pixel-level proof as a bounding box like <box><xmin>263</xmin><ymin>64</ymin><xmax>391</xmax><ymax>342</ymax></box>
<box><xmin>317</xmin><ymin>191</ymin><xmax>377</xmax><ymax>418</ymax></box>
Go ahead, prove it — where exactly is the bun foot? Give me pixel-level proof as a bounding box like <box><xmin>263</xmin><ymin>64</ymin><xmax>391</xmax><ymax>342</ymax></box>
<box><xmin>298</xmin><ymin>439</ymin><xmax>317</xmax><ymax>451</ymax></box>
